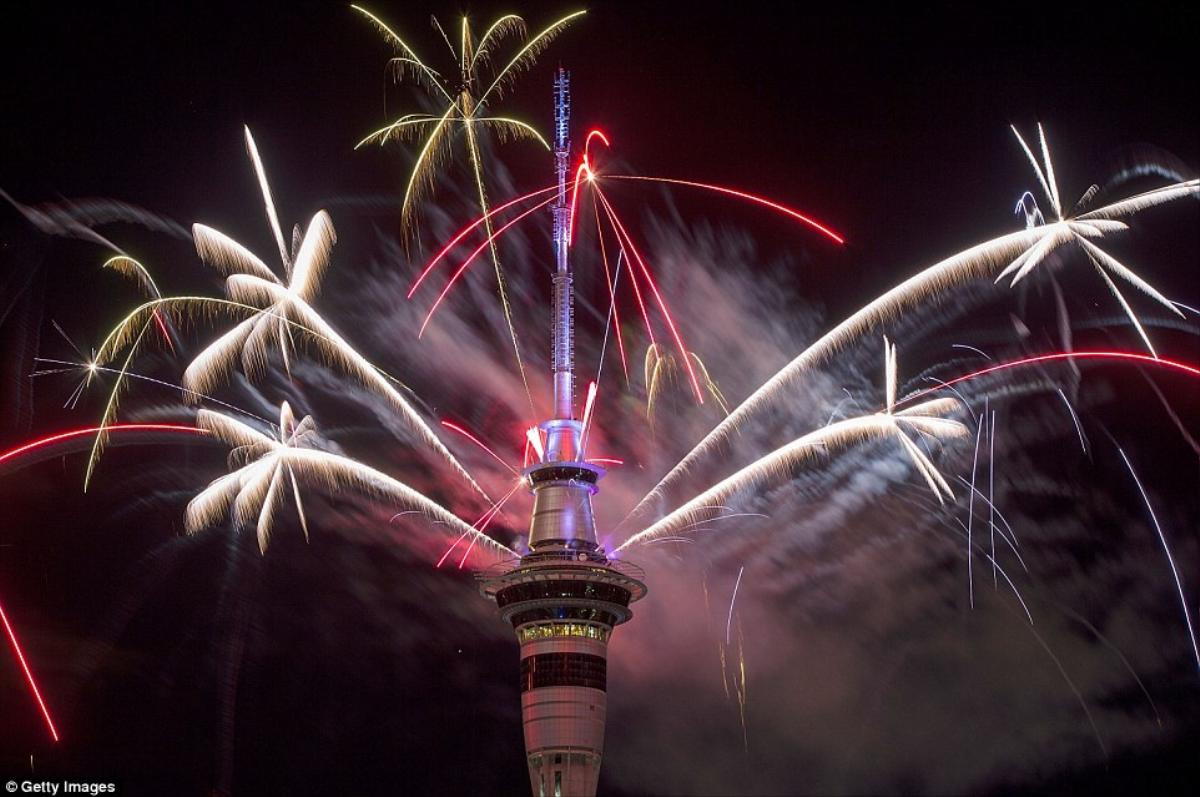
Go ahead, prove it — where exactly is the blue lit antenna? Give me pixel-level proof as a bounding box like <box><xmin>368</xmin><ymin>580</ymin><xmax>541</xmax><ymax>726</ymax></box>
<box><xmin>550</xmin><ymin>66</ymin><xmax>574</xmax><ymax>425</ymax></box>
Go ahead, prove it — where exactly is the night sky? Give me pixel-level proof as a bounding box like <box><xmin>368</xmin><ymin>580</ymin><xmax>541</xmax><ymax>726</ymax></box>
<box><xmin>2</xmin><ymin>2</ymin><xmax>1199</xmax><ymax>796</ymax></box>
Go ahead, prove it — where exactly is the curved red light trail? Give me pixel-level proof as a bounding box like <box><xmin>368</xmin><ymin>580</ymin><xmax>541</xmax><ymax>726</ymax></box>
<box><xmin>601</xmin><ymin>196</ymin><xmax>656</xmax><ymax>349</ymax></box>
<box><xmin>607</xmin><ymin>175</ymin><xmax>845</xmax><ymax>244</ymax></box>
<box><xmin>568</xmin><ymin>130</ymin><xmax>611</xmax><ymax>247</ymax></box>
<box><xmin>441</xmin><ymin>420</ymin><xmax>517</xmax><ymax>476</ymax></box>
<box><xmin>0</xmin><ymin>423</ymin><xmax>208</xmax><ymax>470</ymax></box>
<box><xmin>567</xmin><ymin>160</ymin><xmax>590</xmax><ymax>245</ymax></box>
<box><xmin>899</xmin><ymin>350</ymin><xmax>1200</xmax><ymax>409</ymax></box>
<box><xmin>584</xmin><ymin>129</ymin><xmax>610</xmax><ymax>161</ymax></box>
<box><xmin>593</xmin><ymin>199</ymin><xmax>628</xmax><ymax>380</ymax></box>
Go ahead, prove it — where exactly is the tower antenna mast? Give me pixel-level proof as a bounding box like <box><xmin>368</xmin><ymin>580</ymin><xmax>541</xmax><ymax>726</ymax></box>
<box><xmin>550</xmin><ymin>65</ymin><xmax>575</xmax><ymax>425</ymax></box>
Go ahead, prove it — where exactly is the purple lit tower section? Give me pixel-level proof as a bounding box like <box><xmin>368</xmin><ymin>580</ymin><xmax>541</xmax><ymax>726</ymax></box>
<box><xmin>479</xmin><ymin>68</ymin><xmax>647</xmax><ymax>797</ymax></box>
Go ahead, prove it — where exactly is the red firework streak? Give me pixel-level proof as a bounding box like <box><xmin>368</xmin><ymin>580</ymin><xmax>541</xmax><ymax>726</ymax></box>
<box><xmin>606</xmin><ymin>175</ymin><xmax>846</xmax><ymax>244</ymax></box>
<box><xmin>418</xmin><ymin>196</ymin><xmax>558</xmax><ymax>336</ymax></box>
<box><xmin>595</xmin><ymin>186</ymin><xmax>706</xmax><ymax>403</ymax></box>
<box><xmin>0</xmin><ymin>423</ymin><xmax>208</xmax><ymax>469</ymax></box>
<box><xmin>436</xmin><ymin>481</ymin><xmax>523</xmax><ymax>569</ymax></box>
<box><xmin>441</xmin><ymin>420</ymin><xmax>518</xmax><ymax>476</ymax></box>
<box><xmin>0</xmin><ymin>600</ymin><xmax>59</xmax><ymax>742</ymax></box>
<box><xmin>898</xmin><ymin>350</ymin><xmax>1200</xmax><ymax>409</ymax></box>
<box><xmin>592</xmin><ymin>196</ymin><xmax>629</xmax><ymax>381</ymax></box>
<box><xmin>409</xmin><ymin>183</ymin><xmax>558</xmax><ymax>299</ymax></box>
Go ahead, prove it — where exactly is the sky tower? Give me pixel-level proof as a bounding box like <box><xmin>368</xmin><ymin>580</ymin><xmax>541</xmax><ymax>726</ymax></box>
<box><xmin>480</xmin><ymin>68</ymin><xmax>647</xmax><ymax>797</ymax></box>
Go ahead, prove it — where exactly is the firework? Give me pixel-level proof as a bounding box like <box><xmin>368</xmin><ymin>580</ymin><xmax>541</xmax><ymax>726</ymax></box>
<box><xmin>87</xmin><ymin>130</ymin><xmax>488</xmax><ymax>499</ymax></box>
<box><xmin>624</xmin><ymin>131</ymin><xmax>1198</xmax><ymax>525</ymax></box>
<box><xmin>644</xmin><ymin>344</ymin><xmax>731</xmax><ymax>430</ymax></box>
<box><xmin>352</xmin><ymin>6</ymin><xmax>580</xmax><ymax>229</ymax></box>
<box><xmin>354</xmin><ymin>6</ymin><xmax>585</xmax><ymax>409</ymax></box>
<box><xmin>617</xmin><ymin>339</ymin><xmax>967</xmax><ymax>550</ymax></box>
<box><xmin>187</xmin><ymin>405</ymin><xmax>514</xmax><ymax>559</ymax></box>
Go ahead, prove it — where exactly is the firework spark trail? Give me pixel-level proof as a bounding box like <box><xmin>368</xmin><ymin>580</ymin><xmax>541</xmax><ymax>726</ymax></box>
<box><xmin>623</xmin><ymin>154</ymin><xmax>1198</xmax><ymax>525</ymax></box>
<box><xmin>735</xmin><ymin>622</ymin><xmax>749</xmax><ymax>754</ymax></box>
<box><xmin>0</xmin><ymin>601</ymin><xmax>59</xmax><ymax>742</ymax></box>
<box><xmin>436</xmin><ymin>480</ymin><xmax>522</xmax><ymax>568</ymax></box>
<box><xmin>1056</xmin><ymin>388</ymin><xmax>1088</xmax><ymax>453</ymax></box>
<box><xmin>1138</xmin><ymin>371</ymin><xmax>1200</xmax><ymax>456</ymax></box>
<box><xmin>1118</xmin><ymin>448</ymin><xmax>1200</xmax><ymax>675</ymax></box>
<box><xmin>988</xmin><ymin>405</ymin><xmax>997</xmax><ymax>587</ymax></box>
<box><xmin>457</xmin><ymin>480</ymin><xmax>521</xmax><ymax>568</ymax></box>
<box><xmin>594</xmin><ymin>208</ymin><xmax>629</xmax><ymax>383</ymax></box>
<box><xmin>418</xmin><ymin>195</ymin><xmax>557</xmax><ymax>336</ymax></box>
<box><xmin>82</xmin><ymin>127</ymin><xmax>487</xmax><ymax>499</ymax></box>
<box><xmin>622</xmin><ymin>225</ymin><xmax>1048</xmax><ymax>523</ymax></box>
<box><xmin>440</xmin><ymin>420</ymin><xmax>518</xmax><ymax>476</ymax></box>
<box><xmin>83</xmin><ymin>319</ymin><xmax>155</xmax><ymax>490</ymax></box>
<box><xmin>35</xmin><ymin>358</ymin><xmax>271</xmax><ymax>424</ymax></box>
<box><xmin>979</xmin><ymin>549</ymin><xmax>1033</xmax><ymax>625</ymax></box>
<box><xmin>953</xmin><ymin>477</ymin><xmax>1026</xmax><ymax>571</ymax></box>
<box><xmin>951</xmin><ymin>343</ymin><xmax>992</xmax><ymax>360</ymax></box>
<box><xmin>567</xmin><ymin>161</ymin><xmax>591</xmax><ymax>245</ymax></box>
<box><xmin>937</xmin><ymin>512</ymin><xmax>1036</xmax><ymax>625</ymax></box>
<box><xmin>474</xmin><ymin>11</ymin><xmax>588</xmax><ymax>107</ymax></box>
<box><xmin>243</xmin><ymin>127</ymin><xmax>291</xmax><ymax>270</ymax></box>
<box><xmin>463</xmin><ymin>115</ymin><xmax>536</xmax><ymax>417</ymax></box>
<box><xmin>966</xmin><ymin>419</ymin><xmax>983</xmax><ymax>608</ymax></box>
<box><xmin>607</xmin><ymin>175</ymin><xmax>845</xmax><ymax>244</ymax></box>
<box><xmin>583</xmin><ymin>128</ymin><xmax>610</xmax><ymax>160</ymax></box>
<box><xmin>407</xmin><ymin>184</ymin><xmax>557</xmax><ymax>298</ymax></box>
<box><xmin>725</xmin><ymin>565</ymin><xmax>744</xmax><ymax>645</ymax></box>
<box><xmin>930</xmin><ymin>482</ymin><xmax>1100</xmax><ymax>745</ymax></box>
<box><xmin>596</xmin><ymin>194</ymin><xmax>656</xmax><ymax>349</ymax></box>
<box><xmin>586</xmin><ymin>135</ymin><xmax>628</xmax><ymax>383</ymax></box>
<box><xmin>922</xmin><ymin>376</ymin><xmax>977</xmax><ymax>423</ymax></box>
<box><xmin>898</xmin><ymin>486</ymin><xmax>1031</xmax><ymax>621</ymax></box>
<box><xmin>595</xmin><ymin>187</ymin><xmax>704</xmax><ymax>403</ymax></box>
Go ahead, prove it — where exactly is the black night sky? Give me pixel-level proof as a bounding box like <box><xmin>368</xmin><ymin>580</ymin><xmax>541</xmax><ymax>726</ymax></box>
<box><xmin>1</xmin><ymin>2</ymin><xmax>1198</xmax><ymax>796</ymax></box>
